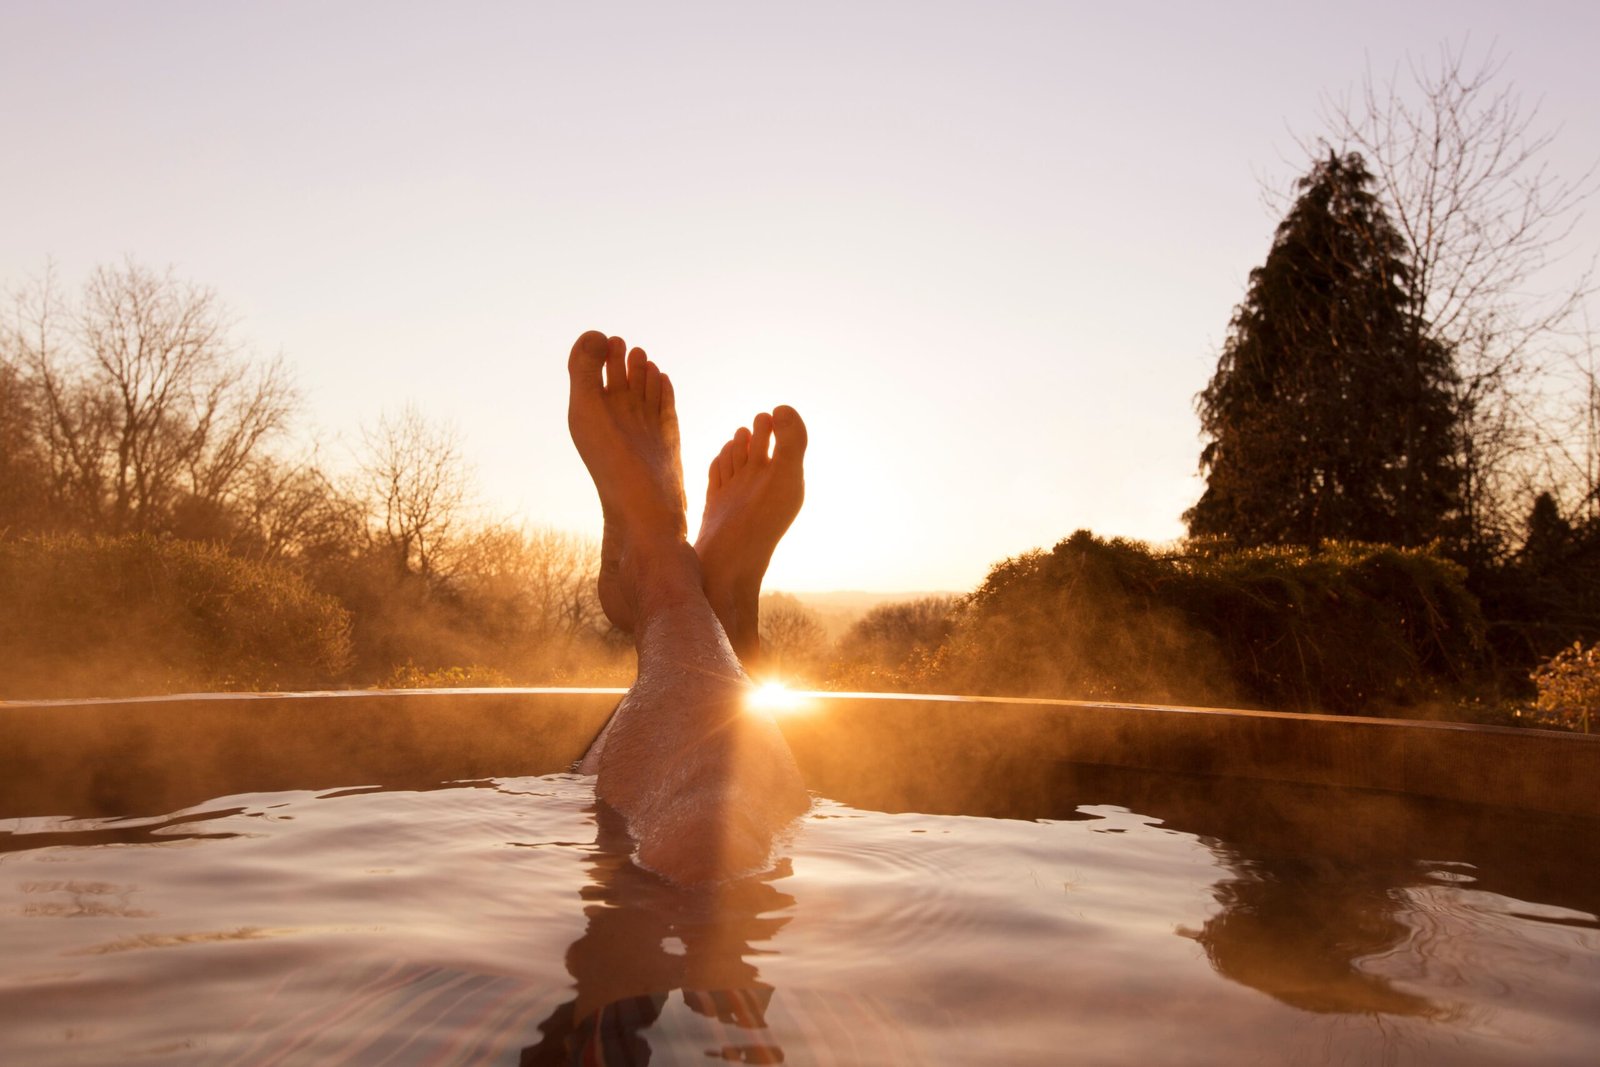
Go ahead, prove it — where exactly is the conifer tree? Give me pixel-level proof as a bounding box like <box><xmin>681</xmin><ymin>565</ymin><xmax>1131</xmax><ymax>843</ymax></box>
<box><xmin>1187</xmin><ymin>151</ymin><xmax>1463</xmax><ymax>548</ymax></box>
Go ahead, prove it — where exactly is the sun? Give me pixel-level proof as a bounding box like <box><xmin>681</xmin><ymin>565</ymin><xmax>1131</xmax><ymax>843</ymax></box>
<box><xmin>745</xmin><ymin>680</ymin><xmax>810</xmax><ymax>716</ymax></box>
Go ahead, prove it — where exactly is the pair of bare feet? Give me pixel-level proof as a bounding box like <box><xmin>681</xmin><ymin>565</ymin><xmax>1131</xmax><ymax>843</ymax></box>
<box><xmin>567</xmin><ymin>330</ymin><xmax>811</xmax><ymax>882</ymax></box>
<box><xmin>567</xmin><ymin>330</ymin><xmax>807</xmax><ymax>661</ymax></box>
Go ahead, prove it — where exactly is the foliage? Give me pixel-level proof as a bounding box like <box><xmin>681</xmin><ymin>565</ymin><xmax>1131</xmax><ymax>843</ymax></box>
<box><xmin>357</xmin><ymin>404</ymin><xmax>471</xmax><ymax>579</ymax></box>
<box><xmin>450</xmin><ymin>524</ymin><xmax>605</xmax><ymax>645</ymax></box>
<box><xmin>1175</xmin><ymin>538</ymin><xmax>1486</xmax><ymax>712</ymax></box>
<box><xmin>1189</xmin><ymin>152</ymin><xmax>1464</xmax><ymax>550</ymax></box>
<box><xmin>1529</xmin><ymin>641</ymin><xmax>1600</xmax><ymax>733</ymax></box>
<box><xmin>758</xmin><ymin>592</ymin><xmax>829</xmax><ymax>682</ymax></box>
<box><xmin>932</xmin><ymin>531</ymin><xmax>1486</xmax><ymax>714</ymax></box>
<box><xmin>823</xmin><ymin>595</ymin><xmax>957</xmax><ymax>692</ymax></box>
<box><xmin>382</xmin><ymin>662</ymin><xmax>513</xmax><ymax>689</ymax></box>
<box><xmin>838</xmin><ymin>596</ymin><xmax>957</xmax><ymax>670</ymax></box>
<box><xmin>1472</xmin><ymin>492</ymin><xmax>1600</xmax><ymax>677</ymax></box>
<box><xmin>302</xmin><ymin>527</ymin><xmax>626</xmax><ymax>688</ymax></box>
<box><xmin>0</xmin><ymin>352</ymin><xmax>50</xmax><ymax>531</ymax></box>
<box><xmin>0</xmin><ymin>532</ymin><xmax>351</xmax><ymax>698</ymax></box>
<box><xmin>2</xmin><ymin>261</ymin><xmax>294</xmax><ymax>539</ymax></box>
<box><xmin>934</xmin><ymin>533</ymin><xmax>1238</xmax><ymax>706</ymax></box>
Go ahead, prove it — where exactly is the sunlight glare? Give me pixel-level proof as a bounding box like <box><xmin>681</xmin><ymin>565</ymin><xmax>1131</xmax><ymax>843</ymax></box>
<box><xmin>746</xmin><ymin>681</ymin><xmax>811</xmax><ymax>716</ymax></box>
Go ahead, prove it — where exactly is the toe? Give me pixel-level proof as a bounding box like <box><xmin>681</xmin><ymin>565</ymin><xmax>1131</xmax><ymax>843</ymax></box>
<box><xmin>708</xmin><ymin>453</ymin><xmax>723</xmax><ymax>491</ymax></box>
<box><xmin>731</xmin><ymin>426</ymin><xmax>752</xmax><ymax>470</ymax></box>
<box><xmin>627</xmin><ymin>347</ymin><xmax>648</xmax><ymax>393</ymax></box>
<box><xmin>772</xmin><ymin>405</ymin><xmax>808</xmax><ymax>463</ymax></box>
<box><xmin>750</xmin><ymin>411</ymin><xmax>774</xmax><ymax>464</ymax></box>
<box><xmin>604</xmin><ymin>336</ymin><xmax>628</xmax><ymax>392</ymax></box>
<box><xmin>717</xmin><ymin>439</ymin><xmax>737</xmax><ymax>482</ymax></box>
<box><xmin>568</xmin><ymin>331</ymin><xmax>608</xmax><ymax>388</ymax></box>
<box><xmin>644</xmin><ymin>361</ymin><xmax>662</xmax><ymax>410</ymax></box>
<box><xmin>659</xmin><ymin>373</ymin><xmax>677</xmax><ymax>421</ymax></box>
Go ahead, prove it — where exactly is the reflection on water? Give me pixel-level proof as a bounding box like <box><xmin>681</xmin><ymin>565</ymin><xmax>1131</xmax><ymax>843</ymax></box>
<box><xmin>523</xmin><ymin>806</ymin><xmax>794</xmax><ymax>1065</ymax></box>
<box><xmin>1182</xmin><ymin>849</ymin><xmax>1445</xmax><ymax>1017</ymax></box>
<box><xmin>1040</xmin><ymin>768</ymin><xmax>1600</xmax><ymax>1034</ymax></box>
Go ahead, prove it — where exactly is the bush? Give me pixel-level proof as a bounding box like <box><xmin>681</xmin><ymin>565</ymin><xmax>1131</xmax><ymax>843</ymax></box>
<box><xmin>305</xmin><ymin>526</ymin><xmax>628</xmax><ymax>687</ymax></box>
<box><xmin>381</xmin><ymin>662</ymin><xmax>513</xmax><ymax>689</ymax></box>
<box><xmin>935</xmin><ymin>533</ymin><xmax>1239</xmax><ymax>706</ymax></box>
<box><xmin>758</xmin><ymin>592</ymin><xmax>830</xmax><ymax>683</ymax></box>
<box><xmin>1529</xmin><ymin>641</ymin><xmax>1600</xmax><ymax>733</ymax></box>
<box><xmin>933</xmin><ymin>531</ymin><xmax>1487</xmax><ymax>714</ymax></box>
<box><xmin>834</xmin><ymin>596</ymin><xmax>958</xmax><ymax>679</ymax></box>
<box><xmin>1174</xmin><ymin>538</ymin><xmax>1486</xmax><ymax>712</ymax></box>
<box><xmin>0</xmin><ymin>533</ymin><xmax>352</xmax><ymax>698</ymax></box>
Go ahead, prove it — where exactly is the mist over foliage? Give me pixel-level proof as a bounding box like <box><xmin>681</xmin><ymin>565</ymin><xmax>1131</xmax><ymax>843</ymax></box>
<box><xmin>0</xmin><ymin>533</ymin><xmax>351</xmax><ymax>697</ymax></box>
<box><xmin>940</xmin><ymin>532</ymin><xmax>1485</xmax><ymax>715</ymax></box>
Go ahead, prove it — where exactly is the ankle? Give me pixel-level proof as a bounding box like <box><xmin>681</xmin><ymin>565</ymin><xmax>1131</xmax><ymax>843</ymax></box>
<box><xmin>703</xmin><ymin>576</ymin><xmax>760</xmax><ymax>662</ymax></box>
<box><xmin>625</xmin><ymin>537</ymin><xmax>703</xmax><ymax>612</ymax></box>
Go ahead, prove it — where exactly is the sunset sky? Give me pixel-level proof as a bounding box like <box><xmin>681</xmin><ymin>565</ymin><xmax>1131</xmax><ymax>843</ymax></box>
<box><xmin>5</xmin><ymin>1</ymin><xmax>1597</xmax><ymax>592</ymax></box>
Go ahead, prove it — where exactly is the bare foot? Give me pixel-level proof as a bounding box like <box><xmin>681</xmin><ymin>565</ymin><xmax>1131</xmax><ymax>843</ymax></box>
<box><xmin>567</xmin><ymin>330</ymin><xmax>691</xmax><ymax>629</ymax></box>
<box><xmin>694</xmin><ymin>405</ymin><xmax>807</xmax><ymax>663</ymax></box>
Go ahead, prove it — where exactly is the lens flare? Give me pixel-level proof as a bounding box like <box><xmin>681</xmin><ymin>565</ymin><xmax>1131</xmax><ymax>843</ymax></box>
<box><xmin>746</xmin><ymin>681</ymin><xmax>809</xmax><ymax>716</ymax></box>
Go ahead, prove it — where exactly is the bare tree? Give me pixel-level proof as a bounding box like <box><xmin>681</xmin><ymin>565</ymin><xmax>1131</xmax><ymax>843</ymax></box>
<box><xmin>839</xmin><ymin>595</ymin><xmax>958</xmax><ymax>671</ymax></box>
<box><xmin>1584</xmin><ymin>332</ymin><xmax>1600</xmax><ymax>524</ymax></box>
<box><xmin>453</xmin><ymin>524</ymin><xmax>604</xmax><ymax>641</ymax></box>
<box><xmin>758</xmin><ymin>592</ymin><xmax>829</xmax><ymax>680</ymax></box>
<box><xmin>5</xmin><ymin>261</ymin><xmax>295</xmax><ymax>535</ymax></box>
<box><xmin>1313</xmin><ymin>41</ymin><xmax>1597</xmax><ymax>558</ymax></box>
<box><xmin>0</xmin><ymin>347</ymin><xmax>49</xmax><ymax>532</ymax></box>
<box><xmin>519</xmin><ymin>526</ymin><xmax>604</xmax><ymax>638</ymax></box>
<box><xmin>357</xmin><ymin>404</ymin><xmax>472</xmax><ymax>579</ymax></box>
<box><xmin>233</xmin><ymin>451</ymin><xmax>364</xmax><ymax>563</ymax></box>
<box><xmin>1511</xmin><ymin>304</ymin><xmax>1600</xmax><ymax>529</ymax></box>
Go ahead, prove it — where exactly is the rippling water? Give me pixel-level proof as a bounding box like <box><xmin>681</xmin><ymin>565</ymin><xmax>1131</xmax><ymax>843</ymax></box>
<box><xmin>2</xmin><ymin>773</ymin><xmax>1598</xmax><ymax>1065</ymax></box>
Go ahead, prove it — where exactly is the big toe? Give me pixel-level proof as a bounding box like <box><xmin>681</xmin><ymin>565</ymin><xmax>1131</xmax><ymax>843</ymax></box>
<box><xmin>568</xmin><ymin>331</ymin><xmax>609</xmax><ymax>388</ymax></box>
<box><xmin>771</xmin><ymin>405</ymin><xmax>808</xmax><ymax>464</ymax></box>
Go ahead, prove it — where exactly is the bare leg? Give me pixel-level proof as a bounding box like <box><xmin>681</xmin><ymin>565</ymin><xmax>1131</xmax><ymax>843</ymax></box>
<box><xmin>566</xmin><ymin>331</ymin><xmax>808</xmax><ymax>884</ymax></box>
<box><xmin>584</xmin><ymin>397</ymin><xmax>808</xmax><ymax>766</ymax></box>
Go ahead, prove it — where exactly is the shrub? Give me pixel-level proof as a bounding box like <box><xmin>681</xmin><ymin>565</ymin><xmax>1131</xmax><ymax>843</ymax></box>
<box><xmin>0</xmin><ymin>533</ymin><xmax>352</xmax><ymax>698</ymax></box>
<box><xmin>382</xmin><ymin>662</ymin><xmax>512</xmax><ymax>689</ymax></box>
<box><xmin>758</xmin><ymin>593</ymin><xmax>830</xmax><ymax>683</ymax></box>
<box><xmin>1174</xmin><ymin>538</ymin><xmax>1486</xmax><ymax>712</ymax></box>
<box><xmin>835</xmin><ymin>596</ymin><xmax>958</xmax><ymax>677</ymax></box>
<box><xmin>306</xmin><ymin>527</ymin><xmax>626</xmax><ymax>687</ymax></box>
<box><xmin>1529</xmin><ymin>641</ymin><xmax>1600</xmax><ymax>733</ymax></box>
<box><xmin>932</xmin><ymin>531</ymin><xmax>1486</xmax><ymax>714</ymax></box>
<box><xmin>935</xmin><ymin>533</ymin><xmax>1239</xmax><ymax>706</ymax></box>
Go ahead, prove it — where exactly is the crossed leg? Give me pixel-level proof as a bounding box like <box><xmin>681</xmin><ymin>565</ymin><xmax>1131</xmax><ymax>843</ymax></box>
<box><xmin>566</xmin><ymin>331</ymin><xmax>809</xmax><ymax>884</ymax></box>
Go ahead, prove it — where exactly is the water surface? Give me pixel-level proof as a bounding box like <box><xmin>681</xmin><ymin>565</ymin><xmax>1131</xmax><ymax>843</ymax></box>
<box><xmin>2</xmin><ymin>772</ymin><xmax>1597</xmax><ymax>1065</ymax></box>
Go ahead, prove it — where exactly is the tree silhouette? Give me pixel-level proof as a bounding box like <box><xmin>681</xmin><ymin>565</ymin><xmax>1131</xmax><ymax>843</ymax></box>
<box><xmin>1315</xmin><ymin>43</ymin><xmax>1598</xmax><ymax>562</ymax></box>
<box><xmin>8</xmin><ymin>262</ymin><xmax>294</xmax><ymax>537</ymax></box>
<box><xmin>1187</xmin><ymin>151</ymin><xmax>1463</xmax><ymax>548</ymax></box>
<box><xmin>357</xmin><ymin>404</ymin><xmax>471</xmax><ymax>580</ymax></box>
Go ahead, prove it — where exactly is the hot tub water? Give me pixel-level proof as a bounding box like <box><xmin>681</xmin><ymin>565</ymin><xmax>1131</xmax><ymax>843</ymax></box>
<box><xmin>2</xmin><ymin>769</ymin><xmax>1597</xmax><ymax>1065</ymax></box>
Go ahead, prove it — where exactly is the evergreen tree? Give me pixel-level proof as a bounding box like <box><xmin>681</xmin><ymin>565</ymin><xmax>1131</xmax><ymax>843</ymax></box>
<box><xmin>1187</xmin><ymin>151</ymin><xmax>1463</xmax><ymax>548</ymax></box>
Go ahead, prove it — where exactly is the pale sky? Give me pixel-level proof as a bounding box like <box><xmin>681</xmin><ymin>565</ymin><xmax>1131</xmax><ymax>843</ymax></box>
<box><xmin>4</xmin><ymin>2</ymin><xmax>1597</xmax><ymax>592</ymax></box>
